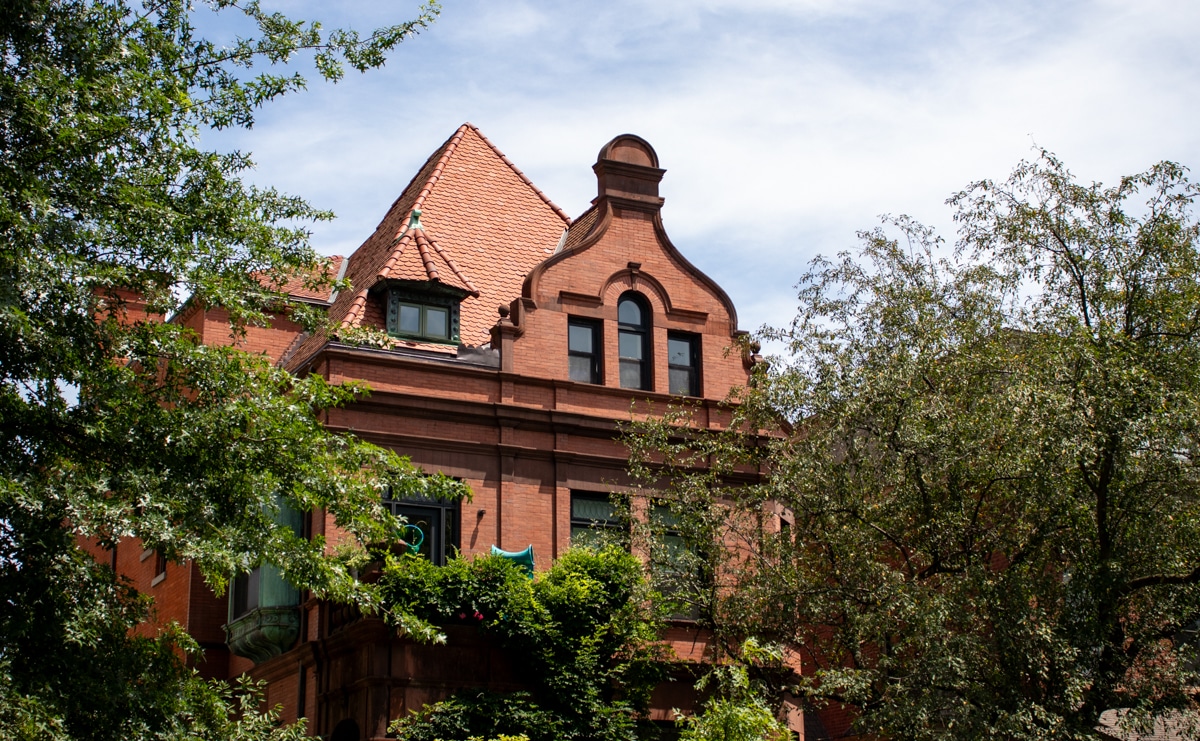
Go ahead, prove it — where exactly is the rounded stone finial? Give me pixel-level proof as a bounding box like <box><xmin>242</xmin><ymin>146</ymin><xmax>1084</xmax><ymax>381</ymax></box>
<box><xmin>498</xmin><ymin>304</ymin><xmax>510</xmax><ymax>318</ymax></box>
<box><xmin>596</xmin><ymin>134</ymin><xmax>659</xmax><ymax>168</ymax></box>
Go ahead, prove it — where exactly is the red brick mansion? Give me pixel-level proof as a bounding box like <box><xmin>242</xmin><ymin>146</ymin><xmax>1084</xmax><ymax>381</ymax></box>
<box><xmin>102</xmin><ymin>125</ymin><xmax>813</xmax><ymax>740</ymax></box>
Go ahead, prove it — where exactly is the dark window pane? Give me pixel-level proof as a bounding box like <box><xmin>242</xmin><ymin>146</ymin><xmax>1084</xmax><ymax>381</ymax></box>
<box><xmin>572</xmin><ymin>497</ymin><xmax>617</xmax><ymax>521</ymax></box>
<box><xmin>425</xmin><ymin>307</ymin><xmax>448</xmax><ymax>338</ymax></box>
<box><xmin>618</xmin><ymin>299</ymin><xmax>642</xmax><ymax>326</ymax></box>
<box><xmin>570</xmin><ymin>493</ymin><xmax>623</xmax><ymax>548</ymax></box>
<box><xmin>404</xmin><ymin>510</ymin><xmax>436</xmax><ymax>561</ymax></box>
<box><xmin>568</xmin><ymin>324</ymin><xmax>593</xmax><ymax>353</ymax></box>
<box><xmin>619</xmin><ymin>331</ymin><xmax>642</xmax><ymax>360</ymax></box>
<box><xmin>569</xmin><ymin>356</ymin><xmax>593</xmax><ymax>383</ymax></box>
<box><xmin>668</xmin><ymin>333</ymin><xmax>698</xmax><ymax>396</ymax></box>
<box><xmin>660</xmin><ymin>532</ymin><xmax>689</xmax><ymax>572</ymax></box>
<box><xmin>232</xmin><ymin>568</ymin><xmax>260</xmax><ymax>617</ymax></box>
<box><xmin>670</xmin><ymin>368</ymin><xmax>693</xmax><ymax>395</ymax></box>
<box><xmin>653</xmin><ymin>505</ymin><xmax>681</xmax><ymax>529</ymax></box>
<box><xmin>652</xmin><ymin>505</ymin><xmax>700</xmax><ymax>618</ymax></box>
<box><xmin>620</xmin><ymin>360</ymin><xmax>642</xmax><ymax>389</ymax></box>
<box><xmin>668</xmin><ymin>338</ymin><xmax>691</xmax><ymax>365</ymax></box>
<box><xmin>398</xmin><ymin>304</ymin><xmax>421</xmax><ymax>334</ymax></box>
<box><xmin>383</xmin><ymin>490</ymin><xmax>459</xmax><ymax>567</ymax></box>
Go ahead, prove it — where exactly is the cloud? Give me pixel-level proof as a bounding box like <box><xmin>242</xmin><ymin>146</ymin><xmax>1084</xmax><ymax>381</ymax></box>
<box><xmin>210</xmin><ymin>0</ymin><xmax>1200</xmax><ymax>335</ymax></box>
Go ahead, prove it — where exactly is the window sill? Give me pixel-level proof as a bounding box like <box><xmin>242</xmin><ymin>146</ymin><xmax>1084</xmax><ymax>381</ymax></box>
<box><xmin>150</xmin><ymin>571</ymin><xmax>166</xmax><ymax>587</ymax></box>
<box><xmin>390</xmin><ymin>334</ymin><xmax>457</xmax><ymax>347</ymax></box>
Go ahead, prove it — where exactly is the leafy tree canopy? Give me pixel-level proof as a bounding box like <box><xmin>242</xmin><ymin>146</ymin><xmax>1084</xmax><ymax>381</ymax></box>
<box><xmin>676</xmin><ymin>639</ymin><xmax>791</xmax><ymax>741</ymax></box>
<box><xmin>0</xmin><ymin>1</ymin><xmax>466</xmax><ymax>739</ymax></box>
<box><xmin>628</xmin><ymin>153</ymin><xmax>1200</xmax><ymax>740</ymax></box>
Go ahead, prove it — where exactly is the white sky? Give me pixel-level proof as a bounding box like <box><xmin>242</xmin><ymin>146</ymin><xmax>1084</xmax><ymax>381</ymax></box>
<box><xmin>209</xmin><ymin>0</ymin><xmax>1200</xmax><ymax>340</ymax></box>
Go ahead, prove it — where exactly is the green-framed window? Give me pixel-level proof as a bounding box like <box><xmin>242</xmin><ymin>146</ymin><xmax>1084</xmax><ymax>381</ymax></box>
<box><xmin>385</xmin><ymin>287</ymin><xmax>461</xmax><ymax>343</ymax></box>
<box><xmin>396</xmin><ymin>302</ymin><xmax>450</xmax><ymax>340</ymax></box>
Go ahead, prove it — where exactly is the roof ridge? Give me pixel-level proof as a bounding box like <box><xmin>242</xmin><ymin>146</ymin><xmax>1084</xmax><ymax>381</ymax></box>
<box><xmin>465</xmin><ymin>123</ymin><xmax>573</xmax><ymax>226</ymax></box>
<box><xmin>363</xmin><ymin>135</ymin><xmax>454</xmax><ymax>242</ymax></box>
<box><xmin>376</xmin><ymin>212</ymin><xmax>478</xmax><ymax>296</ymax></box>
<box><xmin>413</xmin><ymin>229</ymin><xmax>440</xmax><ymax>281</ymax></box>
<box><xmin>377</xmin><ymin>232</ymin><xmax>413</xmax><ymax>280</ymax></box>
<box><xmin>340</xmin><ymin>289</ymin><xmax>369</xmax><ymax>328</ymax></box>
<box><xmin>276</xmin><ymin>329</ymin><xmax>310</xmax><ymax>368</ymax></box>
<box><xmin>374</xmin><ymin>125</ymin><xmax>472</xmax><ymax>283</ymax></box>
<box><xmin>411</xmin><ymin>124</ymin><xmax>470</xmax><ymax>216</ymax></box>
<box><xmin>361</xmin><ymin>124</ymin><xmax>469</xmax><ymax>254</ymax></box>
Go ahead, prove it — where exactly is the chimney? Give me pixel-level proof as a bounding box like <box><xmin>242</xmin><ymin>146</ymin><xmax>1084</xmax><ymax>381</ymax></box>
<box><xmin>592</xmin><ymin>134</ymin><xmax>665</xmax><ymax>213</ymax></box>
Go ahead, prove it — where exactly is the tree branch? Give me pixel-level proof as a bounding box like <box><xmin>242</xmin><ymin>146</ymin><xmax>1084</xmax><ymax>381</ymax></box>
<box><xmin>1124</xmin><ymin>565</ymin><xmax>1200</xmax><ymax>594</ymax></box>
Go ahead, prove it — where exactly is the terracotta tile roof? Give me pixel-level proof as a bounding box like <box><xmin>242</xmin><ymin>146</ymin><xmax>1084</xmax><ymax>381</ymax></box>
<box><xmin>171</xmin><ymin>254</ymin><xmax>346</xmax><ymax>336</ymax></box>
<box><xmin>1098</xmin><ymin>710</ymin><xmax>1195</xmax><ymax>741</ymax></box>
<box><xmin>276</xmin><ymin>330</ymin><xmax>311</xmax><ymax>369</ymax></box>
<box><xmin>377</xmin><ymin>211</ymin><xmax>478</xmax><ymax>295</ymax></box>
<box><xmin>342</xmin><ymin>289</ymin><xmax>369</xmax><ymax>326</ymax></box>
<box><xmin>276</xmin><ymin>255</ymin><xmax>345</xmax><ymax>303</ymax></box>
<box><xmin>284</xmin><ymin>123</ymin><xmax>572</xmax><ymax>368</ymax></box>
<box><xmin>559</xmin><ymin>204</ymin><xmax>602</xmax><ymax>253</ymax></box>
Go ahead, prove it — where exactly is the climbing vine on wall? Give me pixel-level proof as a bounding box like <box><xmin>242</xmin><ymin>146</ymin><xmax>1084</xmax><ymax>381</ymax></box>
<box><xmin>379</xmin><ymin>546</ymin><xmax>668</xmax><ymax>741</ymax></box>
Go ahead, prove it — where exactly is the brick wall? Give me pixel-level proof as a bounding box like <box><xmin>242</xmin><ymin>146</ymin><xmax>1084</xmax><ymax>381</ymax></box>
<box><xmin>514</xmin><ymin>188</ymin><xmax>751</xmax><ymax>402</ymax></box>
<box><xmin>187</xmin><ymin>305</ymin><xmax>308</xmax><ymax>364</ymax></box>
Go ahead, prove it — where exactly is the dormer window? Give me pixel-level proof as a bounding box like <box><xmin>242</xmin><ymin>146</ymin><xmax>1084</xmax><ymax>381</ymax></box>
<box><xmin>385</xmin><ymin>286</ymin><xmax>462</xmax><ymax>344</ymax></box>
<box><xmin>397</xmin><ymin>302</ymin><xmax>449</xmax><ymax>340</ymax></box>
<box><xmin>618</xmin><ymin>292</ymin><xmax>650</xmax><ymax>390</ymax></box>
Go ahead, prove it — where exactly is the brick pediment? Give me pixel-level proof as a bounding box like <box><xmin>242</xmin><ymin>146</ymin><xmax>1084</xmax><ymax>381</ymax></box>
<box><xmin>522</xmin><ymin>135</ymin><xmax>738</xmax><ymax>335</ymax></box>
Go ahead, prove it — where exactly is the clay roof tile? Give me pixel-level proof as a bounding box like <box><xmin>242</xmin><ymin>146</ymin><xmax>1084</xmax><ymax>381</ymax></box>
<box><xmin>282</xmin><ymin>123</ymin><xmax>573</xmax><ymax>369</ymax></box>
<box><xmin>340</xmin><ymin>289</ymin><xmax>369</xmax><ymax>328</ymax></box>
<box><xmin>559</xmin><ymin>205</ymin><xmax>601</xmax><ymax>253</ymax></box>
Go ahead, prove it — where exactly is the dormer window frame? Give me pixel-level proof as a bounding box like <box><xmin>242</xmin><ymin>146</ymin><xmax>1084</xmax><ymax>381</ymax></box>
<box><xmin>384</xmin><ymin>284</ymin><xmax>463</xmax><ymax>345</ymax></box>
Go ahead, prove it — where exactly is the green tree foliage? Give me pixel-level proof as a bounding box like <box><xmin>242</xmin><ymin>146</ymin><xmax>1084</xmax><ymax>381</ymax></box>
<box><xmin>0</xmin><ymin>1</ymin><xmax>464</xmax><ymax>738</ymax></box>
<box><xmin>628</xmin><ymin>154</ymin><xmax>1200</xmax><ymax>739</ymax></box>
<box><xmin>676</xmin><ymin>640</ymin><xmax>791</xmax><ymax>741</ymax></box>
<box><xmin>382</xmin><ymin>547</ymin><xmax>667</xmax><ymax>741</ymax></box>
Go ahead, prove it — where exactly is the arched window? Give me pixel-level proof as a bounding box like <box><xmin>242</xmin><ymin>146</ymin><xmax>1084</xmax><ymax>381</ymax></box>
<box><xmin>617</xmin><ymin>292</ymin><xmax>650</xmax><ymax>390</ymax></box>
<box><xmin>330</xmin><ymin>719</ymin><xmax>360</xmax><ymax>741</ymax></box>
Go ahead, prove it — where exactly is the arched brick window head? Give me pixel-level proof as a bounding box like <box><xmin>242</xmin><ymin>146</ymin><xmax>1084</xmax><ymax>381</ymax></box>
<box><xmin>330</xmin><ymin>719</ymin><xmax>360</xmax><ymax>741</ymax></box>
<box><xmin>618</xmin><ymin>292</ymin><xmax>651</xmax><ymax>390</ymax></box>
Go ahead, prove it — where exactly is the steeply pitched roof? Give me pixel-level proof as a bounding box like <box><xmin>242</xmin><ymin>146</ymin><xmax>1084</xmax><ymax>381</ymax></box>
<box><xmin>1097</xmin><ymin>710</ymin><xmax>1196</xmax><ymax>741</ymax></box>
<box><xmin>558</xmin><ymin>204</ymin><xmax>601</xmax><ymax>253</ymax></box>
<box><xmin>277</xmin><ymin>255</ymin><xmax>346</xmax><ymax>303</ymax></box>
<box><xmin>377</xmin><ymin>211</ymin><xmax>477</xmax><ymax>294</ymax></box>
<box><xmin>285</xmin><ymin>123</ymin><xmax>572</xmax><ymax>369</ymax></box>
